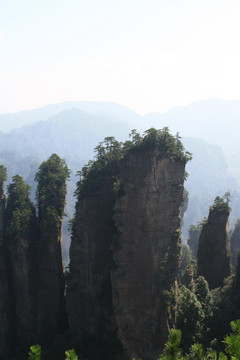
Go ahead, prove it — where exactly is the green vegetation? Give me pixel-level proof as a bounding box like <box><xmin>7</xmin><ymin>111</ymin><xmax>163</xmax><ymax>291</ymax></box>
<box><xmin>157</xmin><ymin>319</ymin><xmax>240</xmax><ymax>359</ymax></box>
<box><xmin>176</xmin><ymin>260</ymin><xmax>240</xmax><ymax>354</ymax></box>
<box><xmin>210</xmin><ymin>192</ymin><xmax>231</xmax><ymax>213</ymax></box>
<box><xmin>75</xmin><ymin>128</ymin><xmax>191</xmax><ymax>199</ymax></box>
<box><xmin>0</xmin><ymin>164</ymin><xmax>7</xmax><ymax>190</ymax></box>
<box><xmin>5</xmin><ymin>174</ymin><xmax>36</xmax><ymax>240</ymax></box>
<box><xmin>65</xmin><ymin>349</ymin><xmax>79</xmax><ymax>360</ymax></box>
<box><xmin>28</xmin><ymin>345</ymin><xmax>41</xmax><ymax>360</ymax></box>
<box><xmin>35</xmin><ymin>153</ymin><xmax>70</xmax><ymax>229</ymax></box>
<box><xmin>177</xmin><ymin>285</ymin><xmax>205</xmax><ymax>350</ymax></box>
<box><xmin>27</xmin><ymin>345</ymin><xmax>79</xmax><ymax>360</ymax></box>
<box><xmin>159</xmin><ymin>329</ymin><xmax>183</xmax><ymax>360</ymax></box>
<box><xmin>26</xmin><ymin>319</ymin><xmax>240</xmax><ymax>360</ymax></box>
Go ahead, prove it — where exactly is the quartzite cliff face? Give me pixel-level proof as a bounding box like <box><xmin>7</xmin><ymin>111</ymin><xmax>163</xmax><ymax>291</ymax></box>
<box><xmin>0</xmin><ymin>170</ymin><xmax>11</xmax><ymax>359</ymax></box>
<box><xmin>67</xmin><ymin>132</ymin><xmax>188</xmax><ymax>360</ymax></box>
<box><xmin>112</xmin><ymin>148</ymin><xmax>185</xmax><ymax>359</ymax></box>
<box><xmin>67</xmin><ymin>173</ymin><xmax>121</xmax><ymax>359</ymax></box>
<box><xmin>0</xmin><ymin>156</ymin><xmax>69</xmax><ymax>360</ymax></box>
<box><xmin>197</xmin><ymin>199</ymin><xmax>231</xmax><ymax>289</ymax></box>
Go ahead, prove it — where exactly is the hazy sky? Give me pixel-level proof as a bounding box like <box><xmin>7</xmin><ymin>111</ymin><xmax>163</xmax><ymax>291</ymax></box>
<box><xmin>1</xmin><ymin>0</ymin><xmax>240</xmax><ymax>115</ymax></box>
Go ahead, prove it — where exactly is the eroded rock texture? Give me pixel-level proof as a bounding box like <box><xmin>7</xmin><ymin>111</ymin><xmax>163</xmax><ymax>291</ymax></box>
<box><xmin>36</xmin><ymin>154</ymin><xmax>69</xmax><ymax>345</ymax></box>
<box><xmin>0</xmin><ymin>157</ymin><xmax>69</xmax><ymax>359</ymax></box>
<box><xmin>67</xmin><ymin>144</ymin><xmax>186</xmax><ymax>360</ymax></box>
<box><xmin>67</xmin><ymin>174</ymin><xmax>123</xmax><ymax>359</ymax></box>
<box><xmin>0</xmin><ymin>180</ymin><xmax>11</xmax><ymax>359</ymax></box>
<box><xmin>197</xmin><ymin>202</ymin><xmax>231</xmax><ymax>289</ymax></box>
<box><xmin>231</xmin><ymin>219</ymin><xmax>240</xmax><ymax>268</ymax></box>
<box><xmin>112</xmin><ymin>148</ymin><xmax>185</xmax><ymax>359</ymax></box>
<box><xmin>37</xmin><ymin>224</ymin><xmax>67</xmax><ymax>345</ymax></box>
<box><xmin>7</xmin><ymin>232</ymin><xmax>37</xmax><ymax>352</ymax></box>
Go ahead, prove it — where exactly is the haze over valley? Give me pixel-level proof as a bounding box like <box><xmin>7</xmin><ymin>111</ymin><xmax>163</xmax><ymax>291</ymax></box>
<box><xmin>0</xmin><ymin>98</ymin><xmax>239</xmax><ymax>251</ymax></box>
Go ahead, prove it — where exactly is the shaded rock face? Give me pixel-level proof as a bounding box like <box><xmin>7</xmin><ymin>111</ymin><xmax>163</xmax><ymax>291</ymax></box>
<box><xmin>8</xmin><ymin>235</ymin><xmax>36</xmax><ymax>351</ymax></box>
<box><xmin>187</xmin><ymin>225</ymin><xmax>201</xmax><ymax>257</ymax></box>
<box><xmin>0</xmin><ymin>156</ymin><xmax>69</xmax><ymax>359</ymax></box>
<box><xmin>0</xmin><ymin>185</ymin><xmax>5</xmax><ymax>240</ymax></box>
<box><xmin>231</xmin><ymin>219</ymin><xmax>240</xmax><ymax>268</ymax></box>
<box><xmin>197</xmin><ymin>206</ymin><xmax>231</xmax><ymax>289</ymax></box>
<box><xmin>38</xmin><ymin>224</ymin><xmax>67</xmax><ymax>345</ymax></box>
<box><xmin>112</xmin><ymin>149</ymin><xmax>185</xmax><ymax>359</ymax></box>
<box><xmin>67</xmin><ymin>175</ymin><xmax>123</xmax><ymax>359</ymax></box>
<box><xmin>0</xmin><ymin>190</ymin><xmax>11</xmax><ymax>359</ymax></box>
<box><xmin>67</xmin><ymin>147</ymin><xmax>186</xmax><ymax>360</ymax></box>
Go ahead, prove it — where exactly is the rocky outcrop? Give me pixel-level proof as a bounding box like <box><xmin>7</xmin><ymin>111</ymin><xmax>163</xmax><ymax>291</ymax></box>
<box><xmin>7</xmin><ymin>234</ymin><xmax>36</xmax><ymax>352</ymax></box>
<box><xmin>187</xmin><ymin>224</ymin><xmax>201</xmax><ymax>257</ymax></box>
<box><xmin>112</xmin><ymin>148</ymin><xmax>185</xmax><ymax>359</ymax></box>
<box><xmin>67</xmin><ymin>174</ymin><xmax>122</xmax><ymax>359</ymax></box>
<box><xmin>37</xmin><ymin>224</ymin><xmax>67</xmax><ymax>345</ymax></box>
<box><xmin>4</xmin><ymin>175</ymin><xmax>38</xmax><ymax>356</ymax></box>
<box><xmin>0</xmin><ymin>173</ymin><xmax>12</xmax><ymax>359</ymax></box>
<box><xmin>231</xmin><ymin>219</ymin><xmax>240</xmax><ymax>268</ymax></box>
<box><xmin>36</xmin><ymin>154</ymin><xmax>69</xmax><ymax>345</ymax></box>
<box><xmin>197</xmin><ymin>199</ymin><xmax>231</xmax><ymax>289</ymax></box>
<box><xmin>0</xmin><ymin>157</ymin><xmax>69</xmax><ymax>359</ymax></box>
<box><xmin>67</xmin><ymin>135</ymin><xmax>187</xmax><ymax>360</ymax></box>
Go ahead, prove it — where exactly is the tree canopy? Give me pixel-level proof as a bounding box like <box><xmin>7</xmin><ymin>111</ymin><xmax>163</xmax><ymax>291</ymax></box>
<box><xmin>35</xmin><ymin>154</ymin><xmax>70</xmax><ymax>227</ymax></box>
<box><xmin>75</xmin><ymin>128</ymin><xmax>191</xmax><ymax>199</ymax></box>
<box><xmin>5</xmin><ymin>175</ymin><xmax>35</xmax><ymax>240</ymax></box>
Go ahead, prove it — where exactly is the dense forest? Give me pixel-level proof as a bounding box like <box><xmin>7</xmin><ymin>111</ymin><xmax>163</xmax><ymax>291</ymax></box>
<box><xmin>0</xmin><ymin>127</ymin><xmax>240</xmax><ymax>360</ymax></box>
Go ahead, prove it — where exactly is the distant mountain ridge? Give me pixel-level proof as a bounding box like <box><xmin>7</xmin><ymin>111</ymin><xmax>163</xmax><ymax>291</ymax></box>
<box><xmin>0</xmin><ymin>101</ymin><xmax>140</xmax><ymax>133</ymax></box>
<box><xmin>1</xmin><ymin>98</ymin><xmax>240</xmax><ymax>148</ymax></box>
<box><xmin>0</xmin><ymin>108</ymin><xmax>130</xmax><ymax>159</ymax></box>
<box><xmin>142</xmin><ymin>98</ymin><xmax>240</xmax><ymax>147</ymax></box>
<box><xmin>1</xmin><ymin>98</ymin><xmax>240</xmax><ymax>244</ymax></box>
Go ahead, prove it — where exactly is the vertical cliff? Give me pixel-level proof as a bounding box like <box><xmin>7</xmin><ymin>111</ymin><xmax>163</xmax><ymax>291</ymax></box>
<box><xmin>67</xmin><ymin>129</ymin><xmax>190</xmax><ymax>360</ymax></box>
<box><xmin>5</xmin><ymin>175</ymin><xmax>37</xmax><ymax>354</ymax></box>
<box><xmin>35</xmin><ymin>154</ymin><xmax>70</xmax><ymax>345</ymax></box>
<box><xmin>67</xmin><ymin>172</ymin><xmax>121</xmax><ymax>359</ymax></box>
<box><xmin>0</xmin><ymin>166</ymin><xmax>12</xmax><ymax>359</ymax></box>
<box><xmin>0</xmin><ymin>166</ymin><xmax>6</xmax><ymax>243</ymax></box>
<box><xmin>112</xmin><ymin>147</ymin><xmax>186</xmax><ymax>359</ymax></box>
<box><xmin>0</xmin><ymin>157</ymin><xmax>69</xmax><ymax>359</ymax></box>
<box><xmin>231</xmin><ymin>219</ymin><xmax>240</xmax><ymax>268</ymax></box>
<box><xmin>197</xmin><ymin>195</ymin><xmax>231</xmax><ymax>289</ymax></box>
<box><xmin>187</xmin><ymin>224</ymin><xmax>201</xmax><ymax>257</ymax></box>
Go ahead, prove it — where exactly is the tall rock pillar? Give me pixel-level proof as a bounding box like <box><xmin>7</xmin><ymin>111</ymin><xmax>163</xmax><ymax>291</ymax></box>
<box><xmin>5</xmin><ymin>175</ymin><xmax>37</xmax><ymax>354</ymax></box>
<box><xmin>197</xmin><ymin>196</ymin><xmax>231</xmax><ymax>289</ymax></box>
<box><xmin>67</xmin><ymin>130</ymin><xmax>190</xmax><ymax>360</ymax></box>
<box><xmin>36</xmin><ymin>154</ymin><xmax>70</xmax><ymax>345</ymax></box>
<box><xmin>112</xmin><ymin>147</ymin><xmax>186</xmax><ymax>360</ymax></box>
<box><xmin>0</xmin><ymin>166</ymin><xmax>10</xmax><ymax>359</ymax></box>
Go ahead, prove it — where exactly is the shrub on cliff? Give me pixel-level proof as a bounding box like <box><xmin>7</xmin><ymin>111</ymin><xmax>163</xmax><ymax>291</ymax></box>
<box><xmin>5</xmin><ymin>174</ymin><xmax>36</xmax><ymax>240</ymax></box>
<box><xmin>75</xmin><ymin>128</ymin><xmax>191</xmax><ymax>199</ymax></box>
<box><xmin>158</xmin><ymin>319</ymin><xmax>240</xmax><ymax>359</ymax></box>
<box><xmin>35</xmin><ymin>153</ymin><xmax>70</xmax><ymax>229</ymax></box>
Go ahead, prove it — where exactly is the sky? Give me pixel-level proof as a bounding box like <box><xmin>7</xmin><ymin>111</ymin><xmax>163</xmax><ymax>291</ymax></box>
<box><xmin>1</xmin><ymin>0</ymin><xmax>240</xmax><ymax>115</ymax></box>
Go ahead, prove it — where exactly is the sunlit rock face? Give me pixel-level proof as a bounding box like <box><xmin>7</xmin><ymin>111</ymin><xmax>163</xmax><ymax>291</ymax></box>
<box><xmin>112</xmin><ymin>147</ymin><xmax>185</xmax><ymax>360</ymax></box>
<box><xmin>67</xmin><ymin>145</ymin><xmax>186</xmax><ymax>360</ymax></box>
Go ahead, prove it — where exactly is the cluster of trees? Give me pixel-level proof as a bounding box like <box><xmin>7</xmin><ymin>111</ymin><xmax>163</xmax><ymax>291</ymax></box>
<box><xmin>178</xmin><ymin>202</ymin><xmax>240</xmax><ymax>355</ymax></box>
<box><xmin>27</xmin><ymin>345</ymin><xmax>78</xmax><ymax>360</ymax></box>
<box><xmin>75</xmin><ymin>128</ymin><xmax>191</xmax><ymax>198</ymax></box>
<box><xmin>2</xmin><ymin>128</ymin><xmax>240</xmax><ymax>359</ymax></box>
<box><xmin>1</xmin><ymin>154</ymin><xmax>70</xmax><ymax>241</ymax></box>
<box><xmin>0</xmin><ymin>154</ymin><xmax>70</xmax><ymax>360</ymax></box>
<box><xmin>158</xmin><ymin>319</ymin><xmax>240</xmax><ymax>360</ymax></box>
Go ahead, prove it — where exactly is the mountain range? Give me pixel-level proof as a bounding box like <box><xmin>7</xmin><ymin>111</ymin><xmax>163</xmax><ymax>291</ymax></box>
<box><xmin>0</xmin><ymin>98</ymin><xmax>239</xmax><ymax>248</ymax></box>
